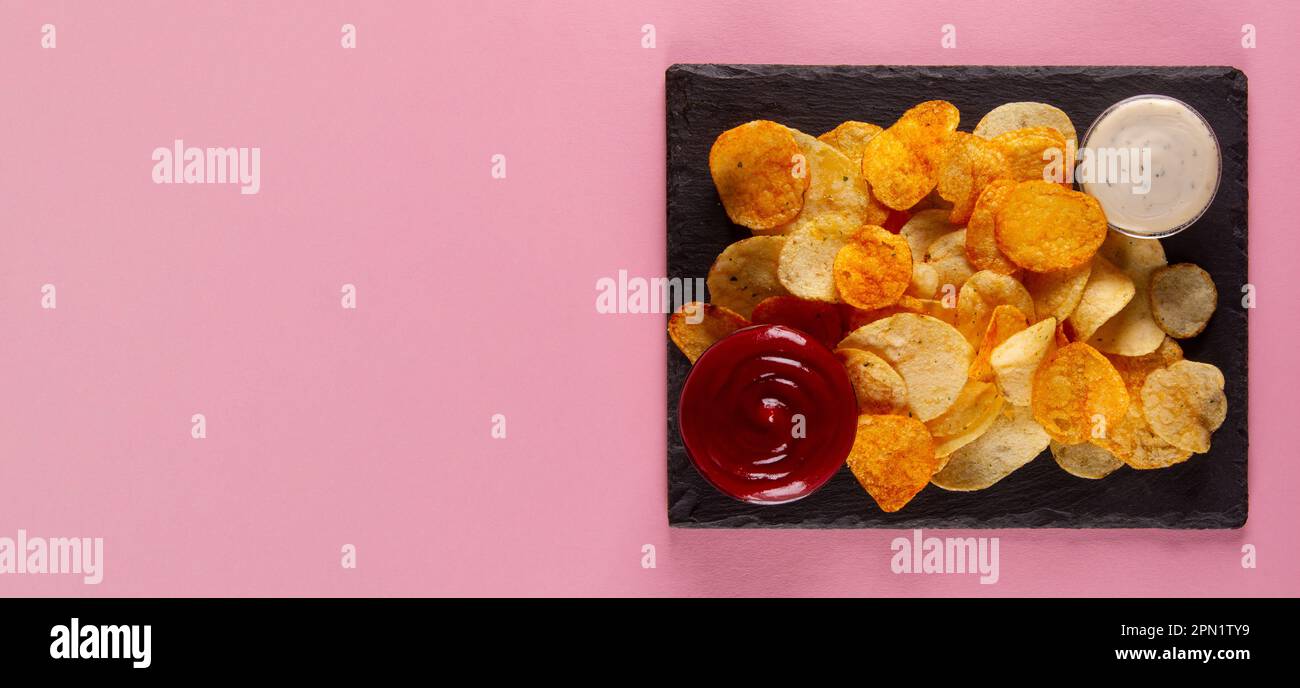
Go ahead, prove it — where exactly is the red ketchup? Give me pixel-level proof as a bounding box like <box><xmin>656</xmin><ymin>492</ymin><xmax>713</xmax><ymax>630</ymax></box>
<box><xmin>678</xmin><ymin>324</ymin><xmax>858</xmax><ymax>504</ymax></box>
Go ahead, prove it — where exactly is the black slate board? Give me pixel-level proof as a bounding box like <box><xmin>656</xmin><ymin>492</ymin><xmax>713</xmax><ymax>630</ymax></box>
<box><xmin>666</xmin><ymin>64</ymin><xmax>1248</xmax><ymax>529</ymax></box>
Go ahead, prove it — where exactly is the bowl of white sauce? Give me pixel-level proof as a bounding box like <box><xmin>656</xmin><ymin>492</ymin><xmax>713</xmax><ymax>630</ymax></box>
<box><xmin>1078</xmin><ymin>94</ymin><xmax>1221</xmax><ymax>239</ymax></box>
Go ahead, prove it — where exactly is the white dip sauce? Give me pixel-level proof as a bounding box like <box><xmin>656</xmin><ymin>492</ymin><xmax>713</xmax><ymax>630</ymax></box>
<box><xmin>1081</xmin><ymin>95</ymin><xmax>1220</xmax><ymax>237</ymax></box>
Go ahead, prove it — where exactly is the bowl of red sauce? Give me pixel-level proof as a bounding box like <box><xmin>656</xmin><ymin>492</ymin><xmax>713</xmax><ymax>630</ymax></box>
<box><xmin>678</xmin><ymin>324</ymin><xmax>859</xmax><ymax>505</ymax></box>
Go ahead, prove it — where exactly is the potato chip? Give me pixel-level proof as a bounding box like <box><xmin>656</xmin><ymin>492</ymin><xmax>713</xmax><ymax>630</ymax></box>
<box><xmin>1024</xmin><ymin>262</ymin><xmax>1091</xmax><ymax>322</ymax></box>
<box><xmin>835</xmin><ymin>348</ymin><xmax>908</xmax><ymax>415</ymax></box>
<box><xmin>709</xmin><ymin>120</ymin><xmax>809</xmax><ymax>230</ymax></box>
<box><xmin>907</xmin><ymin>262</ymin><xmax>941</xmax><ymax>299</ymax></box>
<box><xmin>1093</xmin><ymin>339</ymin><xmax>1192</xmax><ymax>469</ymax></box>
<box><xmin>764</xmin><ymin>130</ymin><xmax>888</xmax><ymax>235</ymax></box>
<box><xmin>1066</xmin><ymin>255</ymin><xmax>1135</xmax><ymax>341</ymax></box>
<box><xmin>991</xmin><ymin>126</ymin><xmax>1069</xmax><ymax>184</ymax></box>
<box><xmin>1050</xmin><ymin>440</ymin><xmax>1124</xmax><ymax>479</ymax></box>
<box><xmin>777</xmin><ymin>213</ymin><xmax>859</xmax><ymax>301</ymax></box>
<box><xmin>969</xmin><ymin>304</ymin><xmax>1029</xmax><ymax>382</ymax></box>
<box><xmin>846</xmin><ymin>414</ymin><xmax>938</xmax><ymax>512</ymax></box>
<box><xmin>667</xmin><ymin>302</ymin><xmax>750</xmax><ymax>363</ymax></box>
<box><xmin>975</xmin><ymin>102</ymin><xmax>1078</xmax><ymax>150</ymax></box>
<box><xmin>706</xmin><ymin>235</ymin><xmax>790</xmax><ymax>319</ymax></box>
<box><xmin>964</xmin><ymin>179</ymin><xmax>1021</xmax><ymax>276</ymax></box>
<box><xmin>1087</xmin><ymin>231</ymin><xmax>1168</xmax><ymax>355</ymax></box>
<box><xmin>1106</xmin><ymin>337</ymin><xmax>1184</xmax><ymax>394</ymax></box>
<box><xmin>994</xmin><ymin>181</ymin><xmax>1107</xmax><ymax>272</ymax></box>
<box><xmin>1141</xmin><ymin>360</ymin><xmax>1227</xmax><ymax>454</ymax></box>
<box><xmin>956</xmin><ymin>270</ymin><xmax>1035</xmax><ymax>344</ymax></box>
<box><xmin>1149</xmin><ymin>263</ymin><xmax>1218</xmax><ymax>338</ymax></box>
<box><xmin>1030</xmin><ymin>342</ymin><xmax>1129</xmax><ymax>444</ymax></box>
<box><xmin>862</xmin><ymin>101</ymin><xmax>960</xmax><ymax>211</ymax></box>
<box><xmin>818</xmin><ymin>121</ymin><xmax>884</xmax><ymax>165</ymax></box>
<box><xmin>833</xmin><ymin>225</ymin><xmax>913</xmax><ymax>310</ymax></box>
<box><xmin>925</xmin><ymin>379</ymin><xmax>1004</xmax><ymax>459</ymax></box>
<box><xmin>937</xmin><ymin>132</ymin><xmax>1009</xmax><ymax>225</ymax></box>
<box><xmin>839</xmin><ymin>313</ymin><xmax>973</xmax><ymax>421</ymax></box>
<box><xmin>900</xmin><ymin>209</ymin><xmax>954</xmax><ymax>259</ymax></box>
<box><xmin>924</xmin><ymin>229</ymin><xmax>976</xmax><ymax>295</ymax></box>
<box><xmin>752</xmin><ymin>296</ymin><xmax>844</xmax><ymax>349</ymax></box>
<box><xmin>932</xmin><ymin>405</ymin><xmax>1050</xmax><ymax>491</ymax></box>
<box><xmin>990</xmin><ymin>317</ymin><xmax>1057</xmax><ymax>406</ymax></box>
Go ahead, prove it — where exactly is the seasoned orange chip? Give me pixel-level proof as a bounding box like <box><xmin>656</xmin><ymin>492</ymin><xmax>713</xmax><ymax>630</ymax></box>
<box><xmin>709</xmin><ymin>121</ymin><xmax>809</xmax><ymax>230</ymax></box>
<box><xmin>964</xmin><ymin>179</ymin><xmax>1021</xmax><ymax>276</ymax></box>
<box><xmin>846</xmin><ymin>414</ymin><xmax>938</xmax><ymax>512</ymax></box>
<box><xmin>969</xmin><ymin>304</ymin><xmax>1029</xmax><ymax>382</ymax></box>
<box><xmin>1030</xmin><ymin>342</ymin><xmax>1129</xmax><ymax>445</ymax></box>
<box><xmin>937</xmin><ymin>132</ymin><xmax>1009</xmax><ymax>225</ymax></box>
<box><xmin>992</xmin><ymin>126</ymin><xmax>1069</xmax><ymax>185</ymax></box>
<box><xmin>667</xmin><ymin>302</ymin><xmax>750</xmax><ymax>363</ymax></box>
<box><xmin>956</xmin><ymin>270</ymin><xmax>1035</xmax><ymax>345</ymax></box>
<box><xmin>833</xmin><ymin>225</ymin><xmax>913</xmax><ymax>310</ymax></box>
<box><xmin>994</xmin><ymin>181</ymin><xmax>1107</xmax><ymax>272</ymax></box>
<box><xmin>862</xmin><ymin>101</ymin><xmax>960</xmax><ymax>211</ymax></box>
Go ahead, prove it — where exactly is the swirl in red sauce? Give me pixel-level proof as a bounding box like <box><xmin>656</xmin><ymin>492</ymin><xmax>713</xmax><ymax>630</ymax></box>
<box><xmin>678</xmin><ymin>324</ymin><xmax>859</xmax><ymax>504</ymax></box>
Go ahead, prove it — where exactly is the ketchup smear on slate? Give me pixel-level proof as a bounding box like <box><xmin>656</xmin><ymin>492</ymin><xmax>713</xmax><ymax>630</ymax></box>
<box><xmin>678</xmin><ymin>324</ymin><xmax>859</xmax><ymax>504</ymax></box>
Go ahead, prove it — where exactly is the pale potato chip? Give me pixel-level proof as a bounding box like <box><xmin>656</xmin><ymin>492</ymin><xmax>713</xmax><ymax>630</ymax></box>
<box><xmin>990</xmin><ymin>317</ymin><xmax>1057</xmax><ymax>406</ymax></box>
<box><xmin>925</xmin><ymin>379</ymin><xmax>1004</xmax><ymax>459</ymax></box>
<box><xmin>835</xmin><ymin>348</ymin><xmax>908</xmax><ymax>415</ymax></box>
<box><xmin>924</xmin><ymin>229</ymin><xmax>976</xmax><ymax>296</ymax></box>
<box><xmin>931</xmin><ymin>405</ymin><xmax>1050</xmax><ymax>491</ymax></box>
<box><xmin>1087</xmin><ymin>231</ymin><xmax>1167</xmax><ymax>355</ymax></box>
<box><xmin>846</xmin><ymin>414</ymin><xmax>938</xmax><ymax>512</ymax></box>
<box><xmin>956</xmin><ymin>270</ymin><xmax>1035</xmax><ymax>344</ymax></box>
<box><xmin>839</xmin><ymin>313</ymin><xmax>973</xmax><ymax>421</ymax></box>
<box><xmin>907</xmin><ymin>262</ymin><xmax>941</xmax><ymax>299</ymax></box>
<box><xmin>777</xmin><ymin>214</ymin><xmax>859</xmax><ymax>302</ymax></box>
<box><xmin>1066</xmin><ymin>255</ymin><xmax>1135</xmax><ymax>341</ymax></box>
<box><xmin>1050</xmin><ymin>440</ymin><xmax>1124</xmax><ymax>479</ymax></box>
<box><xmin>833</xmin><ymin>225</ymin><xmax>913</xmax><ymax>310</ymax></box>
<box><xmin>709</xmin><ymin>120</ymin><xmax>809</xmax><ymax>230</ymax></box>
<box><xmin>763</xmin><ymin>130</ymin><xmax>887</xmax><ymax>235</ymax></box>
<box><xmin>818</xmin><ymin>121</ymin><xmax>884</xmax><ymax>166</ymax></box>
<box><xmin>1024</xmin><ymin>262</ymin><xmax>1092</xmax><ymax>322</ymax></box>
<box><xmin>1141</xmin><ymin>360</ymin><xmax>1227</xmax><ymax>454</ymax></box>
<box><xmin>899</xmin><ymin>208</ymin><xmax>954</xmax><ymax>259</ymax></box>
<box><xmin>706</xmin><ymin>236</ymin><xmax>790</xmax><ymax>319</ymax></box>
<box><xmin>974</xmin><ymin>102</ymin><xmax>1078</xmax><ymax>150</ymax></box>
<box><xmin>1149</xmin><ymin>263</ymin><xmax>1218</xmax><ymax>338</ymax></box>
<box><xmin>667</xmin><ymin>302</ymin><xmax>750</xmax><ymax>363</ymax></box>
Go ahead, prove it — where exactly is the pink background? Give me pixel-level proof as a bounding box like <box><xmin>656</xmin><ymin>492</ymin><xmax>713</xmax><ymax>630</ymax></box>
<box><xmin>0</xmin><ymin>0</ymin><xmax>1295</xmax><ymax>597</ymax></box>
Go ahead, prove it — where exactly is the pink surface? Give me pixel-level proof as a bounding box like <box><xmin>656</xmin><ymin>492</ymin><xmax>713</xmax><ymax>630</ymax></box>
<box><xmin>0</xmin><ymin>0</ymin><xmax>1295</xmax><ymax>597</ymax></box>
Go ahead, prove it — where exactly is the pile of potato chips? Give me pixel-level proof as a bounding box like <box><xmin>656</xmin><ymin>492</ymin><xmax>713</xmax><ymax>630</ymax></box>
<box><xmin>670</xmin><ymin>100</ymin><xmax>1227</xmax><ymax>513</ymax></box>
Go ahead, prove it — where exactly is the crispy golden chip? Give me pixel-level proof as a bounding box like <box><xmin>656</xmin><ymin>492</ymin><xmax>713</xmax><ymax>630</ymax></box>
<box><xmin>1094</xmin><ymin>338</ymin><xmax>1193</xmax><ymax>470</ymax></box>
<box><xmin>777</xmin><ymin>214</ymin><xmax>859</xmax><ymax>302</ymax></box>
<box><xmin>839</xmin><ymin>313</ymin><xmax>973</xmax><ymax>421</ymax></box>
<box><xmin>833</xmin><ymin>225</ymin><xmax>913</xmax><ymax>310</ymax></box>
<box><xmin>705</xmin><ymin>236</ymin><xmax>790</xmax><ymax>319</ymax></box>
<box><xmin>846</xmin><ymin>414</ymin><xmax>938</xmax><ymax>512</ymax></box>
<box><xmin>937</xmin><ymin>132</ymin><xmax>1009</xmax><ymax>225</ymax></box>
<box><xmin>709</xmin><ymin>120</ymin><xmax>809</xmax><ymax>230</ymax></box>
<box><xmin>667</xmin><ymin>302</ymin><xmax>750</xmax><ymax>363</ymax></box>
<box><xmin>1141</xmin><ymin>360</ymin><xmax>1227</xmax><ymax>454</ymax></box>
<box><xmin>900</xmin><ymin>209</ymin><xmax>955</xmax><ymax>259</ymax></box>
<box><xmin>1024</xmin><ymin>262</ymin><xmax>1092</xmax><ymax>322</ymax></box>
<box><xmin>1149</xmin><ymin>263</ymin><xmax>1218</xmax><ymax>339</ymax></box>
<box><xmin>994</xmin><ymin>181</ymin><xmax>1107</xmax><ymax>272</ymax></box>
<box><xmin>975</xmin><ymin>102</ymin><xmax>1078</xmax><ymax>150</ymax></box>
<box><xmin>1087</xmin><ymin>231</ymin><xmax>1168</xmax><ymax>355</ymax></box>
<box><xmin>818</xmin><ymin>121</ymin><xmax>884</xmax><ymax>166</ymax></box>
<box><xmin>924</xmin><ymin>229</ymin><xmax>976</xmax><ymax>296</ymax></box>
<box><xmin>1031</xmin><ymin>342</ymin><xmax>1129</xmax><ymax>445</ymax></box>
<box><xmin>862</xmin><ymin>101</ymin><xmax>960</xmax><ymax>211</ymax></box>
<box><xmin>969</xmin><ymin>304</ymin><xmax>1029</xmax><ymax>382</ymax></box>
<box><xmin>761</xmin><ymin>130</ymin><xmax>888</xmax><ymax>235</ymax></box>
<box><xmin>907</xmin><ymin>262</ymin><xmax>941</xmax><ymax>299</ymax></box>
<box><xmin>992</xmin><ymin>126</ymin><xmax>1069</xmax><ymax>184</ymax></box>
<box><xmin>956</xmin><ymin>270</ymin><xmax>1035</xmax><ymax>344</ymax></box>
<box><xmin>925</xmin><ymin>379</ymin><xmax>1004</xmax><ymax>459</ymax></box>
<box><xmin>1067</xmin><ymin>255</ymin><xmax>1135</xmax><ymax>341</ymax></box>
<box><xmin>932</xmin><ymin>405</ymin><xmax>1050</xmax><ymax>491</ymax></box>
<box><xmin>835</xmin><ymin>348</ymin><xmax>908</xmax><ymax>415</ymax></box>
<box><xmin>1050</xmin><ymin>440</ymin><xmax>1124</xmax><ymax>479</ymax></box>
<box><xmin>990</xmin><ymin>317</ymin><xmax>1057</xmax><ymax>406</ymax></box>
<box><xmin>964</xmin><ymin>179</ymin><xmax>1022</xmax><ymax>276</ymax></box>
